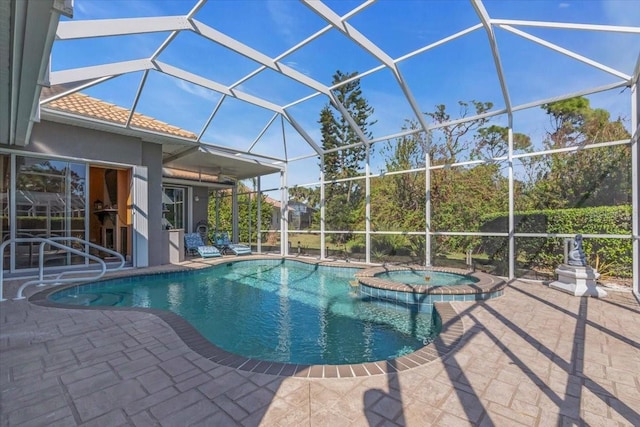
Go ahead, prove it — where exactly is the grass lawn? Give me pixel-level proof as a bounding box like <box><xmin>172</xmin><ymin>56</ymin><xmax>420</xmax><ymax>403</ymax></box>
<box><xmin>288</xmin><ymin>233</ymin><xmax>343</xmax><ymax>251</ymax></box>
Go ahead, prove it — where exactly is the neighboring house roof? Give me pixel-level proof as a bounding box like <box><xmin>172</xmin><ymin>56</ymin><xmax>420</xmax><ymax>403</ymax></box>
<box><xmin>40</xmin><ymin>89</ymin><xmax>197</xmax><ymax>140</ymax></box>
<box><xmin>263</xmin><ymin>196</ymin><xmax>316</xmax><ymax>212</ymax></box>
<box><xmin>288</xmin><ymin>200</ymin><xmax>316</xmax><ymax>213</ymax></box>
<box><xmin>264</xmin><ymin>195</ymin><xmax>285</xmax><ymax>210</ymax></box>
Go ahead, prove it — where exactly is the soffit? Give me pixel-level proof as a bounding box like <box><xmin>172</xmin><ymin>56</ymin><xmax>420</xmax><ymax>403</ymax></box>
<box><xmin>163</xmin><ymin>145</ymin><xmax>282</xmax><ymax>181</ymax></box>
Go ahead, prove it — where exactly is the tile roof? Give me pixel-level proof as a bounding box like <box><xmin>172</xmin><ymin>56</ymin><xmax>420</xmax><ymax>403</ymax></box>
<box><xmin>264</xmin><ymin>195</ymin><xmax>296</xmax><ymax>211</ymax></box>
<box><xmin>41</xmin><ymin>90</ymin><xmax>197</xmax><ymax>140</ymax></box>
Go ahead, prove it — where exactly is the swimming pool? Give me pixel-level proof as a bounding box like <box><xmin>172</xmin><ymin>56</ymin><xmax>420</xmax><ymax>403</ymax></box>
<box><xmin>49</xmin><ymin>259</ymin><xmax>441</xmax><ymax>365</ymax></box>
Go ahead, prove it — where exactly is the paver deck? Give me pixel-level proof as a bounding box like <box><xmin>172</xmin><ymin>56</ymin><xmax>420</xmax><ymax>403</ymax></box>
<box><xmin>1</xmin><ymin>260</ymin><xmax>638</xmax><ymax>426</ymax></box>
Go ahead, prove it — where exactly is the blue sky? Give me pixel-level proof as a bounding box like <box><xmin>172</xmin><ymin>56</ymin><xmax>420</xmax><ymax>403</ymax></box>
<box><xmin>51</xmin><ymin>0</ymin><xmax>639</xmax><ymax>190</ymax></box>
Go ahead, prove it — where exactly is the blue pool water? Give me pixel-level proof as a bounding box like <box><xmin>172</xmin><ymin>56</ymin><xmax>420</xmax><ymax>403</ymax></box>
<box><xmin>50</xmin><ymin>260</ymin><xmax>441</xmax><ymax>365</ymax></box>
<box><xmin>376</xmin><ymin>270</ymin><xmax>479</xmax><ymax>286</ymax></box>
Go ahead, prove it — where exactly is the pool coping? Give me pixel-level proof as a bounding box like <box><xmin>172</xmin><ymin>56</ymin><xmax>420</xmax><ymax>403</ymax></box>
<box><xmin>28</xmin><ymin>256</ymin><xmax>471</xmax><ymax>378</ymax></box>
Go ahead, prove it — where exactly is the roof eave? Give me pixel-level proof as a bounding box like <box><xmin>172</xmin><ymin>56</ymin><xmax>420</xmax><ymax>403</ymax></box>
<box><xmin>39</xmin><ymin>108</ymin><xmax>200</xmax><ymax>147</ymax></box>
<box><xmin>39</xmin><ymin>109</ymin><xmax>284</xmax><ymax>181</ymax></box>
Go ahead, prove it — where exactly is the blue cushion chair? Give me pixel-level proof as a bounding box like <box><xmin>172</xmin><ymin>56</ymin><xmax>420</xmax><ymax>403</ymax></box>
<box><xmin>184</xmin><ymin>232</ymin><xmax>221</xmax><ymax>258</ymax></box>
<box><xmin>214</xmin><ymin>232</ymin><xmax>252</xmax><ymax>256</ymax></box>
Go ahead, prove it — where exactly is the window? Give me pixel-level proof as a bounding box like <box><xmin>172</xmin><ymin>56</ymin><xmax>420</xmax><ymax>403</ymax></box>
<box><xmin>162</xmin><ymin>186</ymin><xmax>185</xmax><ymax>230</ymax></box>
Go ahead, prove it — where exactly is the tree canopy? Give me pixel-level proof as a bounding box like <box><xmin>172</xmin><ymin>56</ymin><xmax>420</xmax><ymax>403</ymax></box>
<box><xmin>213</xmin><ymin>93</ymin><xmax>631</xmax><ymax>275</ymax></box>
<box><xmin>524</xmin><ymin>97</ymin><xmax>631</xmax><ymax>209</ymax></box>
<box><xmin>320</xmin><ymin>71</ymin><xmax>376</xmax><ymax>243</ymax></box>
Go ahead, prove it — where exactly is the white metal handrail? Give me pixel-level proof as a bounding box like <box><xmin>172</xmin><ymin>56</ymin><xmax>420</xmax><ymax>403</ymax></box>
<box><xmin>0</xmin><ymin>237</ymin><xmax>126</xmax><ymax>301</ymax></box>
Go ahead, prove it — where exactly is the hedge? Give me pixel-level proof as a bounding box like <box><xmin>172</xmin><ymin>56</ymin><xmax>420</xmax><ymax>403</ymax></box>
<box><xmin>479</xmin><ymin>205</ymin><xmax>632</xmax><ymax>277</ymax></box>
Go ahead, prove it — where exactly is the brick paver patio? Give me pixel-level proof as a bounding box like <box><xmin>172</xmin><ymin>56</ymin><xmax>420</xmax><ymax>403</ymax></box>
<box><xmin>1</xmin><ymin>263</ymin><xmax>638</xmax><ymax>426</ymax></box>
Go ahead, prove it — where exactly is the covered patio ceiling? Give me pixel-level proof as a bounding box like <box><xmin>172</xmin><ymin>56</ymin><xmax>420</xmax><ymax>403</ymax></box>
<box><xmin>2</xmin><ymin>0</ymin><xmax>639</xmax><ymax>180</ymax></box>
<box><xmin>163</xmin><ymin>145</ymin><xmax>283</xmax><ymax>182</ymax></box>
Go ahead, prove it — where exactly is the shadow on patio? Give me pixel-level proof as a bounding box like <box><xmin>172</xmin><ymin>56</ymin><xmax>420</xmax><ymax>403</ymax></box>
<box><xmin>359</xmin><ymin>281</ymin><xmax>639</xmax><ymax>426</ymax></box>
<box><xmin>1</xmin><ymin>271</ymin><xmax>638</xmax><ymax>426</ymax></box>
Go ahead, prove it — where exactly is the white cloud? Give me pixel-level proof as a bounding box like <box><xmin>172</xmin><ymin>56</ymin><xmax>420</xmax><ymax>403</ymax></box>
<box><xmin>558</xmin><ymin>3</ymin><xmax>571</xmax><ymax>9</ymax></box>
<box><xmin>73</xmin><ymin>0</ymin><xmax>168</xmax><ymax>20</ymax></box>
<box><xmin>174</xmin><ymin>79</ymin><xmax>219</xmax><ymax>102</ymax></box>
<box><xmin>73</xmin><ymin>0</ymin><xmax>113</xmax><ymax>19</ymax></box>
<box><xmin>266</xmin><ymin>0</ymin><xmax>299</xmax><ymax>44</ymax></box>
<box><xmin>74</xmin><ymin>1</ymin><xmax>89</xmax><ymax>16</ymax></box>
<box><xmin>283</xmin><ymin>60</ymin><xmax>312</xmax><ymax>77</ymax></box>
<box><xmin>601</xmin><ymin>0</ymin><xmax>640</xmax><ymax>26</ymax></box>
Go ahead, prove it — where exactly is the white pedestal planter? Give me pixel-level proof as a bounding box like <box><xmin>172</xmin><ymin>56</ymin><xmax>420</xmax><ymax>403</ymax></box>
<box><xmin>549</xmin><ymin>264</ymin><xmax>607</xmax><ymax>298</ymax></box>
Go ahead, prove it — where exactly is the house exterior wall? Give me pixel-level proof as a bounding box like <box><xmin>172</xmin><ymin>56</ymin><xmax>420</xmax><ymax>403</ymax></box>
<box><xmin>20</xmin><ymin>120</ymin><xmax>165</xmax><ymax>266</ymax></box>
<box><xmin>192</xmin><ymin>186</ymin><xmax>210</xmax><ymax>233</ymax></box>
<box><xmin>28</xmin><ymin>121</ymin><xmax>146</xmax><ymax>163</ymax></box>
<box><xmin>141</xmin><ymin>142</ymin><xmax>163</xmax><ymax>266</ymax></box>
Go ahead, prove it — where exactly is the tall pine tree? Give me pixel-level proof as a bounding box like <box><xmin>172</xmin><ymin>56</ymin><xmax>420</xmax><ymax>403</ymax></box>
<box><xmin>319</xmin><ymin>71</ymin><xmax>375</xmax><ymax>244</ymax></box>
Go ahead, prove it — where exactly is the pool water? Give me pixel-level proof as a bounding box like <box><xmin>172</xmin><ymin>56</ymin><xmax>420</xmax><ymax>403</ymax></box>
<box><xmin>51</xmin><ymin>260</ymin><xmax>441</xmax><ymax>365</ymax></box>
<box><xmin>376</xmin><ymin>270</ymin><xmax>479</xmax><ymax>286</ymax></box>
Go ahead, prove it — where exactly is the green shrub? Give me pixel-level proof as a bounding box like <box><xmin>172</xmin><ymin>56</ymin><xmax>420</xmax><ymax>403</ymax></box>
<box><xmin>480</xmin><ymin>205</ymin><xmax>632</xmax><ymax>277</ymax></box>
<box><xmin>346</xmin><ymin>236</ymin><xmax>365</xmax><ymax>254</ymax></box>
<box><xmin>371</xmin><ymin>234</ymin><xmax>411</xmax><ymax>256</ymax></box>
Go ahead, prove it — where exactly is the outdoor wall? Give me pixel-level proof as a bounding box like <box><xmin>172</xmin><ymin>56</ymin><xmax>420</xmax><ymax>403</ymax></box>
<box><xmin>29</xmin><ymin>121</ymin><xmax>145</xmax><ymax>163</ymax></box>
<box><xmin>141</xmin><ymin>143</ymin><xmax>163</xmax><ymax>266</ymax></box>
<box><xmin>25</xmin><ymin>120</ymin><xmax>165</xmax><ymax>266</ymax></box>
<box><xmin>192</xmin><ymin>186</ymin><xmax>209</xmax><ymax>232</ymax></box>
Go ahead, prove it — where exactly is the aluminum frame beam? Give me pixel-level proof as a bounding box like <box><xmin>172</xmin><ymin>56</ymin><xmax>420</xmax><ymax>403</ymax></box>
<box><xmin>49</xmin><ymin>59</ymin><xmax>154</xmax><ymax>85</ymax></box>
<box><xmin>632</xmin><ymin>54</ymin><xmax>639</xmax><ymax>297</ymax></box>
<box><xmin>472</xmin><ymin>0</ymin><xmax>513</xmax><ymax>125</ymax></box>
<box><xmin>52</xmin><ymin>13</ymin><xmax>351</xmax><ymax>157</ymax></box>
<box><xmin>49</xmin><ymin>59</ymin><xmax>284</xmax><ymax>114</ymax></box>
<box><xmin>39</xmin><ymin>76</ymin><xmax>115</xmax><ymax>105</ymax></box>
<box><xmin>41</xmin><ymin>0</ymin><xmax>639</xmax><ymax>162</ymax></box>
<box><xmin>125</xmin><ymin>70</ymin><xmax>149</xmax><ymax>128</ymax></box>
<box><xmin>247</xmin><ymin>113</ymin><xmax>279</xmax><ymax>153</ymax></box>
<box><xmin>55</xmin><ymin>16</ymin><xmax>192</xmax><ymax>40</ymax></box>
<box><xmin>153</xmin><ymin>61</ymin><xmax>285</xmax><ymax>113</ymax></box>
<box><xmin>197</xmin><ymin>95</ymin><xmax>226</xmax><ymax>142</ymax></box>
<box><xmin>191</xmin><ymin>16</ymin><xmax>374</xmax><ymax>153</ymax></box>
<box><xmin>302</xmin><ymin>0</ymin><xmax>432</xmax><ymax>143</ymax></box>
<box><xmin>490</xmin><ymin>19</ymin><xmax>640</xmax><ymax>34</ymax></box>
<box><xmin>190</xmin><ymin>19</ymin><xmax>328</xmax><ymax>95</ymax></box>
<box><xmin>500</xmin><ymin>25</ymin><xmax>632</xmax><ymax>81</ymax></box>
<box><xmin>281</xmin><ymin>111</ymin><xmax>323</xmax><ymax>155</ymax></box>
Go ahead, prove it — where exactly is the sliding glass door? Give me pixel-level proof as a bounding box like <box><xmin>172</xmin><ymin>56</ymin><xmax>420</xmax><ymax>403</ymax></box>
<box><xmin>1</xmin><ymin>154</ymin><xmax>9</xmax><ymax>269</ymax></box>
<box><xmin>13</xmin><ymin>155</ymin><xmax>87</xmax><ymax>269</ymax></box>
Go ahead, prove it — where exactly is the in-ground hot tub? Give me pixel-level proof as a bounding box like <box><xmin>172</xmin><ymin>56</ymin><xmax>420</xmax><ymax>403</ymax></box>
<box><xmin>374</xmin><ymin>269</ymin><xmax>480</xmax><ymax>286</ymax></box>
<box><xmin>354</xmin><ymin>265</ymin><xmax>506</xmax><ymax>313</ymax></box>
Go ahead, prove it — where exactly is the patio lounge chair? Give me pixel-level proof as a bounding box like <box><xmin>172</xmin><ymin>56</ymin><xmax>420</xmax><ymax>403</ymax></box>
<box><xmin>213</xmin><ymin>232</ymin><xmax>252</xmax><ymax>256</ymax></box>
<box><xmin>184</xmin><ymin>232</ymin><xmax>221</xmax><ymax>258</ymax></box>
